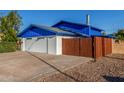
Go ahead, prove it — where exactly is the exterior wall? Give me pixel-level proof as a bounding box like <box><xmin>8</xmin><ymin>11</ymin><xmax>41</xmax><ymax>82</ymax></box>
<box><xmin>56</xmin><ymin>36</ymin><xmax>62</xmax><ymax>55</ymax></box>
<box><xmin>48</xmin><ymin>37</ymin><xmax>56</xmax><ymax>54</ymax></box>
<box><xmin>112</xmin><ymin>40</ymin><xmax>124</xmax><ymax>54</ymax></box>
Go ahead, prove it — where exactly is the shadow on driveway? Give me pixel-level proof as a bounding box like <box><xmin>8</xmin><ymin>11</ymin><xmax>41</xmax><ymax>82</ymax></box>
<box><xmin>27</xmin><ymin>52</ymin><xmax>80</xmax><ymax>82</ymax></box>
<box><xmin>103</xmin><ymin>75</ymin><xmax>124</xmax><ymax>82</ymax></box>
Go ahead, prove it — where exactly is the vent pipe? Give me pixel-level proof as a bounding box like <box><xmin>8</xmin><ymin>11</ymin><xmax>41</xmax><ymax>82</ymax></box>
<box><xmin>86</xmin><ymin>14</ymin><xmax>90</xmax><ymax>25</ymax></box>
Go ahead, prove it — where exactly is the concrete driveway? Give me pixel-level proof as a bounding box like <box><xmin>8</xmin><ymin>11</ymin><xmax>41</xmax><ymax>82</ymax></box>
<box><xmin>0</xmin><ymin>51</ymin><xmax>92</xmax><ymax>81</ymax></box>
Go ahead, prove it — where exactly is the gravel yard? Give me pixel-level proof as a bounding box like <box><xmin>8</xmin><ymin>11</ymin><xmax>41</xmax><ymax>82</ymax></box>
<box><xmin>33</xmin><ymin>54</ymin><xmax>124</xmax><ymax>82</ymax></box>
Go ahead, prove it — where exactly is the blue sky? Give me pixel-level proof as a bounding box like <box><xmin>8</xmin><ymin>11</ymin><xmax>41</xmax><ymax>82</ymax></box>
<box><xmin>0</xmin><ymin>10</ymin><xmax>124</xmax><ymax>34</ymax></box>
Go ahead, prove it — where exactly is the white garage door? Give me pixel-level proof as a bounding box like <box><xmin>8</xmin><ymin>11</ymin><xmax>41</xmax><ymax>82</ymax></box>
<box><xmin>25</xmin><ymin>37</ymin><xmax>47</xmax><ymax>53</ymax></box>
<box><xmin>24</xmin><ymin>37</ymin><xmax>57</xmax><ymax>54</ymax></box>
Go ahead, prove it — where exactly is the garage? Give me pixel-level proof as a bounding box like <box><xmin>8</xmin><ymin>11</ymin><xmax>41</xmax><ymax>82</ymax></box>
<box><xmin>25</xmin><ymin>37</ymin><xmax>48</xmax><ymax>53</ymax></box>
<box><xmin>24</xmin><ymin>36</ymin><xmax>56</xmax><ymax>54</ymax></box>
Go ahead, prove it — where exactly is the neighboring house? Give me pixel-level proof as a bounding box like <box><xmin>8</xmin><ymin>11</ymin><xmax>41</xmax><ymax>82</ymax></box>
<box><xmin>18</xmin><ymin>16</ymin><xmax>113</xmax><ymax>58</ymax></box>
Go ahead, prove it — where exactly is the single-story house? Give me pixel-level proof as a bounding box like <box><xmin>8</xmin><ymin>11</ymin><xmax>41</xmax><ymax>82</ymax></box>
<box><xmin>18</xmin><ymin>16</ymin><xmax>113</xmax><ymax>58</ymax></box>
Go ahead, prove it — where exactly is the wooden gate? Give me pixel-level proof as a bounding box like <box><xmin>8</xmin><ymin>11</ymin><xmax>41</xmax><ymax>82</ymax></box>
<box><xmin>62</xmin><ymin>38</ymin><xmax>93</xmax><ymax>57</ymax></box>
<box><xmin>102</xmin><ymin>37</ymin><xmax>112</xmax><ymax>56</ymax></box>
<box><xmin>93</xmin><ymin>37</ymin><xmax>103</xmax><ymax>58</ymax></box>
<box><xmin>62</xmin><ymin>38</ymin><xmax>80</xmax><ymax>56</ymax></box>
<box><xmin>62</xmin><ymin>37</ymin><xmax>112</xmax><ymax>58</ymax></box>
<box><xmin>80</xmin><ymin>38</ymin><xmax>93</xmax><ymax>57</ymax></box>
<box><xmin>93</xmin><ymin>37</ymin><xmax>112</xmax><ymax>58</ymax></box>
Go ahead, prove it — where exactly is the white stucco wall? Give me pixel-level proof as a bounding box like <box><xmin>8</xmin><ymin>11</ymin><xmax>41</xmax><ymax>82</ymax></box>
<box><xmin>48</xmin><ymin>37</ymin><xmax>56</xmax><ymax>54</ymax></box>
<box><xmin>56</xmin><ymin>36</ymin><xmax>62</xmax><ymax>55</ymax></box>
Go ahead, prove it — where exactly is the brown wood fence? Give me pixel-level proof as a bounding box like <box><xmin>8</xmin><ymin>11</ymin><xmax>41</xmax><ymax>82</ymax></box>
<box><xmin>80</xmin><ymin>38</ymin><xmax>93</xmax><ymax>57</ymax></box>
<box><xmin>62</xmin><ymin>38</ymin><xmax>80</xmax><ymax>56</ymax></box>
<box><xmin>102</xmin><ymin>38</ymin><xmax>112</xmax><ymax>56</ymax></box>
<box><xmin>94</xmin><ymin>37</ymin><xmax>103</xmax><ymax>58</ymax></box>
<box><xmin>62</xmin><ymin>37</ymin><xmax>112</xmax><ymax>58</ymax></box>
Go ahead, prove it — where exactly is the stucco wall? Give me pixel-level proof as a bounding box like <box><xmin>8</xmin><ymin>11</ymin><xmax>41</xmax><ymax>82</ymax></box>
<box><xmin>112</xmin><ymin>40</ymin><xmax>124</xmax><ymax>54</ymax></box>
<box><xmin>48</xmin><ymin>37</ymin><xmax>56</xmax><ymax>54</ymax></box>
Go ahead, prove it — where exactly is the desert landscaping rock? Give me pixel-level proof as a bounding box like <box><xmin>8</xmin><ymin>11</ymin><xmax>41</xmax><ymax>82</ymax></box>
<box><xmin>31</xmin><ymin>54</ymin><xmax>124</xmax><ymax>82</ymax></box>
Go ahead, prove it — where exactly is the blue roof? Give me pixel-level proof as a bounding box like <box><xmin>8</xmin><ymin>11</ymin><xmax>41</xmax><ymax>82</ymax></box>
<box><xmin>52</xmin><ymin>20</ymin><xmax>107</xmax><ymax>37</ymax></box>
<box><xmin>52</xmin><ymin>20</ymin><xmax>104</xmax><ymax>31</ymax></box>
<box><xmin>18</xmin><ymin>20</ymin><xmax>112</xmax><ymax>38</ymax></box>
<box><xmin>18</xmin><ymin>24</ymin><xmax>89</xmax><ymax>38</ymax></box>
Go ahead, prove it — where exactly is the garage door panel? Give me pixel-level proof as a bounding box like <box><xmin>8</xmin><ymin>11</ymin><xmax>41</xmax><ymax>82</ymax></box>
<box><xmin>36</xmin><ymin>38</ymin><xmax>47</xmax><ymax>53</ymax></box>
<box><xmin>25</xmin><ymin>38</ymin><xmax>35</xmax><ymax>52</ymax></box>
<box><xmin>25</xmin><ymin>38</ymin><xmax>47</xmax><ymax>53</ymax></box>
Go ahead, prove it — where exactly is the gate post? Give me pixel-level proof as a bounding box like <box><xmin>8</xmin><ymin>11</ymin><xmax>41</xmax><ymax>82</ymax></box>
<box><xmin>92</xmin><ymin>36</ymin><xmax>96</xmax><ymax>62</ymax></box>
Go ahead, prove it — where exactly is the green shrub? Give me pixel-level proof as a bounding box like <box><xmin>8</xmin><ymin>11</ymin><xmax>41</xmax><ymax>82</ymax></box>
<box><xmin>0</xmin><ymin>42</ymin><xmax>17</xmax><ymax>53</ymax></box>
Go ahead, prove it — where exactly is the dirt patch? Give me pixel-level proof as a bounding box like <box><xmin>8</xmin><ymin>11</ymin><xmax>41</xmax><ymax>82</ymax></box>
<box><xmin>31</xmin><ymin>54</ymin><xmax>124</xmax><ymax>82</ymax></box>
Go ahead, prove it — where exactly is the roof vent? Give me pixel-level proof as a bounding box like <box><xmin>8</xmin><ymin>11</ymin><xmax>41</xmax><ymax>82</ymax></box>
<box><xmin>86</xmin><ymin>14</ymin><xmax>90</xmax><ymax>25</ymax></box>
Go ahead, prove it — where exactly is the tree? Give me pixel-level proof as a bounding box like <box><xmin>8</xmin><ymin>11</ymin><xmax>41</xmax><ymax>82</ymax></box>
<box><xmin>101</xmin><ymin>31</ymin><xmax>106</xmax><ymax>35</ymax></box>
<box><xmin>0</xmin><ymin>11</ymin><xmax>22</xmax><ymax>42</ymax></box>
<box><xmin>115</xmin><ymin>29</ymin><xmax>124</xmax><ymax>41</ymax></box>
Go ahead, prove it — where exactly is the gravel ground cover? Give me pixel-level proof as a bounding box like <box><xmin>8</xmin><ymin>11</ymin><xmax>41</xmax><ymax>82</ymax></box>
<box><xmin>32</xmin><ymin>54</ymin><xmax>124</xmax><ymax>82</ymax></box>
